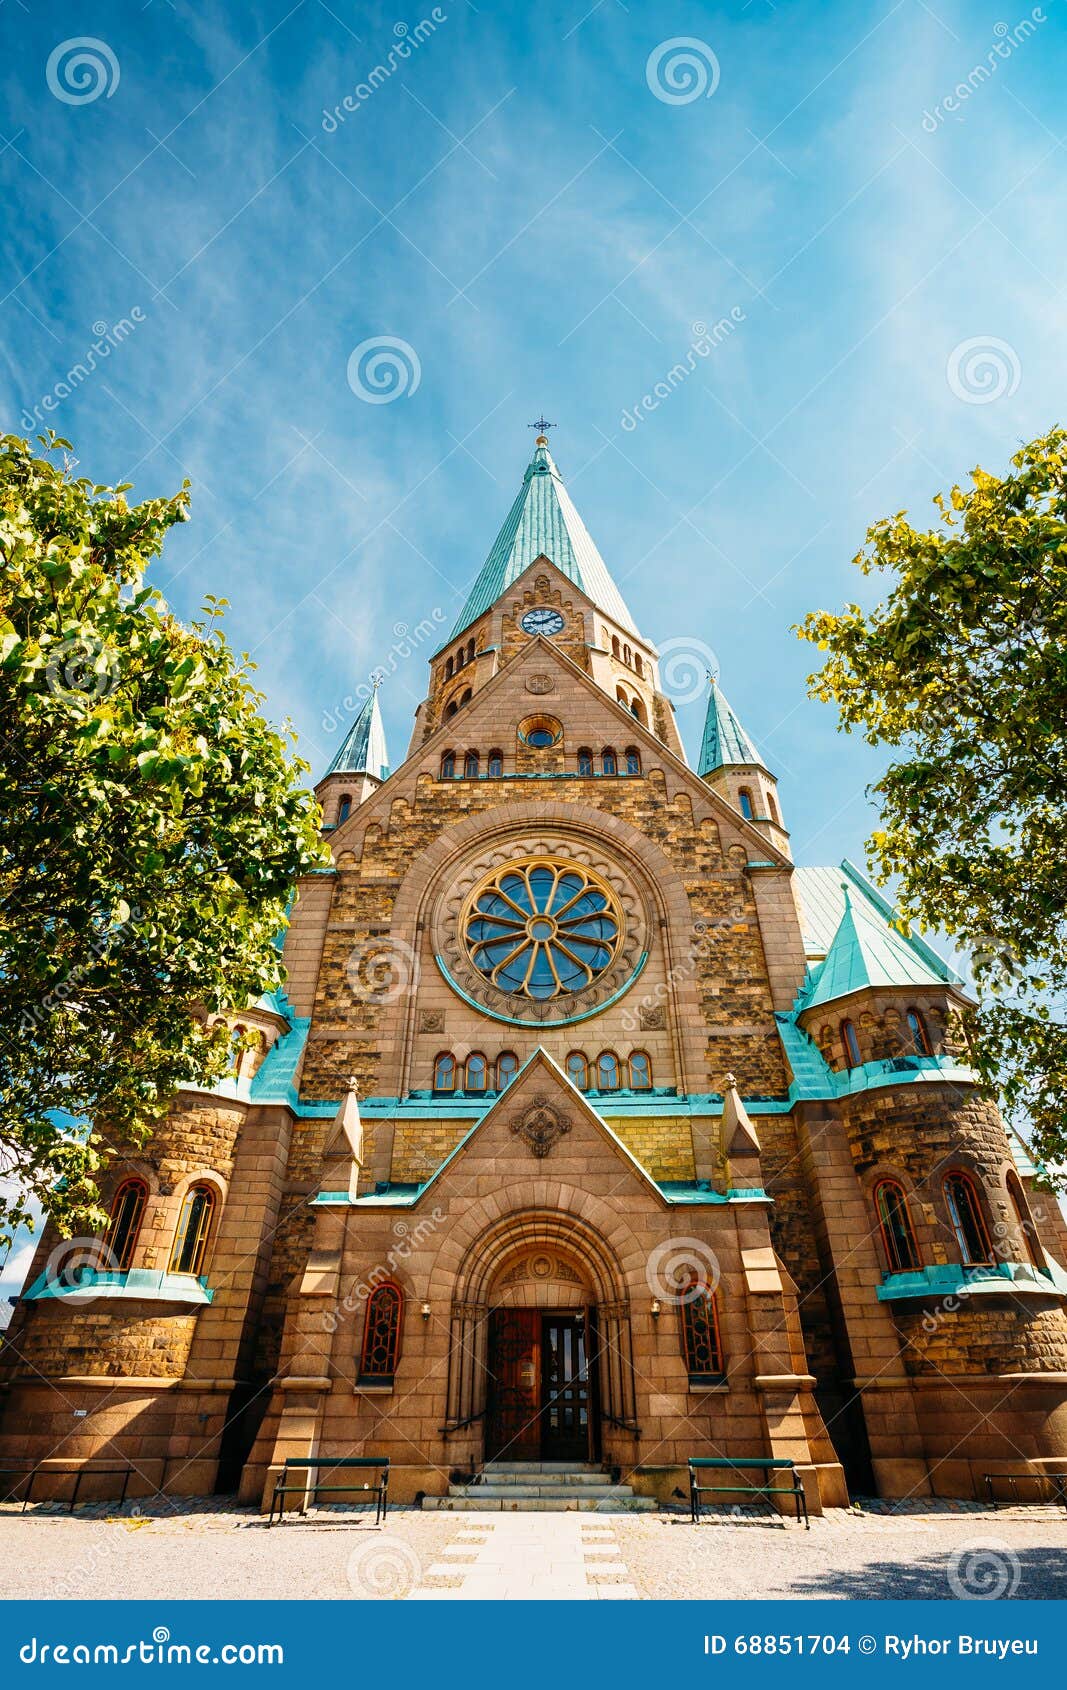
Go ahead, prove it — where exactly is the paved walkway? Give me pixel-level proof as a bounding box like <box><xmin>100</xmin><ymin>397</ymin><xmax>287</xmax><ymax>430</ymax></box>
<box><xmin>407</xmin><ymin>1512</ymin><xmax>637</xmax><ymax>1600</ymax></box>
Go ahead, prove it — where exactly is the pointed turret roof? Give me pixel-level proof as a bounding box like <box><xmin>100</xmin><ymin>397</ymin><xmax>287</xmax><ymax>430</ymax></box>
<box><xmin>448</xmin><ymin>437</ymin><xmax>639</xmax><ymax>642</ymax></box>
<box><xmin>698</xmin><ymin>678</ymin><xmax>763</xmax><ymax>775</ymax></box>
<box><xmin>802</xmin><ymin>881</ymin><xmax>949</xmax><ymax>1010</ymax></box>
<box><xmin>324</xmin><ymin>682</ymin><xmax>389</xmax><ymax>780</ymax></box>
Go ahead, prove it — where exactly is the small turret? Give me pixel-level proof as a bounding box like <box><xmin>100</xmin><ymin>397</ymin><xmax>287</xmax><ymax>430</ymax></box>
<box><xmin>317</xmin><ymin>679</ymin><xmax>389</xmax><ymax>826</ymax></box>
<box><xmin>699</xmin><ymin>676</ymin><xmax>790</xmax><ymax>858</ymax></box>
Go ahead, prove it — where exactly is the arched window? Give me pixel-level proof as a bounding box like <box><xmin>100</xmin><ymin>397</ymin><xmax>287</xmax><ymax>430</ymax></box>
<box><xmin>566</xmin><ymin>1052</ymin><xmax>589</xmax><ymax>1091</ymax></box>
<box><xmin>634</xmin><ymin>653</ymin><xmax>644</xmax><ymax>678</ymax></box>
<box><xmin>631</xmin><ymin>699</ymin><xmax>642</xmax><ymax>720</ymax></box>
<box><xmin>680</xmin><ymin>1282</ymin><xmax>725</xmax><ymax>1383</ymax></box>
<box><xmin>337</xmin><ymin>795</ymin><xmax>352</xmax><ymax>824</ymax></box>
<box><xmin>625</xmin><ymin>746</ymin><xmax>641</xmax><ymax>775</ymax></box>
<box><xmin>623</xmin><ymin>644</ymin><xmax>632</xmax><ymax>667</ymax></box>
<box><xmin>103</xmin><ymin>1178</ymin><xmax>147</xmax><ymax>1273</ymax></box>
<box><xmin>464</xmin><ymin>750</ymin><xmax>479</xmax><ymax>778</ymax></box>
<box><xmin>873</xmin><ymin>1179</ymin><xmax>921</xmax><ymax>1273</ymax></box>
<box><xmin>433</xmin><ymin>1052</ymin><xmax>456</xmax><ymax>1092</ymax></box>
<box><xmin>1007</xmin><ymin>1171</ymin><xmax>1042</xmax><ymax>1267</ymax></box>
<box><xmin>488</xmin><ymin>750</ymin><xmax>503</xmax><ymax>777</ymax></box>
<box><xmin>906</xmin><ymin>1008</ymin><xmax>932</xmax><ymax>1056</ymax></box>
<box><xmin>496</xmin><ymin>1051</ymin><xmax>519</xmax><ymax>1090</ymax></box>
<box><xmin>944</xmin><ymin>1170</ymin><xmax>993</xmax><ymax>1265</ymax></box>
<box><xmin>628</xmin><ymin>1051</ymin><xmax>652</xmax><ymax>1090</ymax></box>
<box><xmin>766</xmin><ymin>791</ymin><xmax>779</xmax><ymax>825</ymax></box>
<box><xmin>359</xmin><ymin>1283</ymin><xmax>403</xmax><ymax>1382</ymax></box>
<box><xmin>612</xmin><ymin>635</ymin><xmax>621</xmax><ymax>658</ymax></box>
<box><xmin>841</xmin><ymin>1019</ymin><xmax>861</xmax><ymax>1069</ymax></box>
<box><xmin>616</xmin><ymin>686</ymin><xmax>629</xmax><ymax>707</ymax></box>
<box><xmin>169</xmin><ymin>1183</ymin><xmax>216</xmax><ymax>1277</ymax></box>
<box><xmin>601</xmin><ymin>748</ymin><xmax>617</xmax><ymax>776</ymax></box>
<box><xmin>455</xmin><ymin>646</ymin><xmax>465</xmax><ymax>670</ymax></box>
<box><xmin>597</xmin><ymin>1051</ymin><xmax>620</xmax><ymax>1091</ymax></box>
<box><xmin>467</xmin><ymin>638</ymin><xmax>475</xmax><ymax>663</ymax></box>
<box><xmin>228</xmin><ymin>1023</ymin><xmax>246</xmax><ymax>1075</ymax></box>
<box><xmin>444</xmin><ymin>700</ymin><xmax>458</xmax><ymax>721</ymax></box>
<box><xmin>465</xmin><ymin>1052</ymin><xmax>488</xmax><ymax>1092</ymax></box>
<box><xmin>460</xmin><ymin>688</ymin><xmax>472</xmax><ymax>706</ymax></box>
<box><xmin>738</xmin><ymin>787</ymin><xmax>754</xmax><ymax>820</ymax></box>
<box><xmin>445</xmin><ymin>656</ymin><xmax>454</xmax><ymax>680</ymax></box>
<box><xmin>440</xmin><ymin>750</ymin><xmax>456</xmax><ymax>778</ymax></box>
<box><xmin>577</xmin><ymin>748</ymin><xmax>593</xmax><ymax>776</ymax></box>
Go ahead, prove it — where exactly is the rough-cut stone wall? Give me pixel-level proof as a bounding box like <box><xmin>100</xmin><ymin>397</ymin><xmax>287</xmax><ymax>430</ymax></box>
<box><xmin>10</xmin><ymin>1304</ymin><xmax>199</xmax><ymax>1379</ymax></box>
<box><xmin>895</xmin><ymin>1303</ymin><xmax>1067</xmax><ymax>1376</ymax></box>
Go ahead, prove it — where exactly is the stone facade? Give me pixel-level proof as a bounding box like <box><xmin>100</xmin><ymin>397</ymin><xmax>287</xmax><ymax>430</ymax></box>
<box><xmin>4</xmin><ymin>439</ymin><xmax>1067</xmax><ymax>1513</ymax></box>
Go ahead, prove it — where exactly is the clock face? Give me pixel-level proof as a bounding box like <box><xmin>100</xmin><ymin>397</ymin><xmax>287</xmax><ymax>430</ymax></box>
<box><xmin>521</xmin><ymin>608</ymin><xmax>565</xmax><ymax>637</ymax></box>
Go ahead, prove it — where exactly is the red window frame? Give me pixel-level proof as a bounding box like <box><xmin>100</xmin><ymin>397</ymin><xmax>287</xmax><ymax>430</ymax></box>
<box><xmin>873</xmin><ymin>1178</ymin><xmax>921</xmax><ymax>1273</ymax></box>
<box><xmin>103</xmin><ymin>1178</ymin><xmax>148</xmax><ymax>1272</ymax></box>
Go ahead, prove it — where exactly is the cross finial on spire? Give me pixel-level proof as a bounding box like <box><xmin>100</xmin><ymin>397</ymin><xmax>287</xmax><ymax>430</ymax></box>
<box><xmin>528</xmin><ymin>415</ymin><xmax>555</xmax><ymax>435</ymax></box>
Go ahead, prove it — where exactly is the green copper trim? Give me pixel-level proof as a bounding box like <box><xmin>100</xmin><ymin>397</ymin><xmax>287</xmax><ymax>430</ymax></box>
<box><xmin>433</xmin><ymin>951</ymin><xmax>649</xmax><ymax>1028</ymax></box>
<box><xmin>21</xmin><ymin>1269</ymin><xmax>214</xmax><ymax>1306</ymax></box>
<box><xmin>877</xmin><ymin>1261</ymin><xmax>1067</xmax><ymax>1302</ymax></box>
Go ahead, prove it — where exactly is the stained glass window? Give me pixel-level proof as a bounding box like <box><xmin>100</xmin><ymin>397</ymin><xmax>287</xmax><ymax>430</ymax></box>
<box><xmin>566</xmin><ymin>1052</ymin><xmax>589</xmax><ymax>1090</ymax></box>
<box><xmin>465</xmin><ymin>861</ymin><xmax>621</xmax><ymax>1001</ymax></box>
<box><xmin>359</xmin><ymin>1283</ymin><xmax>403</xmax><ymax>1381</ymax></box>
<box><xmin>680</xmin><ymin>1283</ymin><xmax>725</xmax><ymax>1383</ymax></box>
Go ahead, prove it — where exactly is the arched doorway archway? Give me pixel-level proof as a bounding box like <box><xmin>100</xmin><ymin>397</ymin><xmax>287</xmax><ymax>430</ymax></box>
<box><xmin>442</xmin><ymin>1210</ymin><xmax>639</xmax><ymax>1463</ymax></box>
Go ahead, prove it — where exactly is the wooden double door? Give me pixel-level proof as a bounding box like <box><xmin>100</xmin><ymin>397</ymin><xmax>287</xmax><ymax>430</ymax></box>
<box><xmin>485</xmin><ymin>1309</ymin><xmax>595</xmax><ymax>1462</ymax></box>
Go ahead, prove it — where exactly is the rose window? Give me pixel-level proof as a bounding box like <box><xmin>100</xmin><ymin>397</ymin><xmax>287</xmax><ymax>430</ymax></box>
<box><xmin>464</xmin><ymin>860</ymin><xmax>622</xmax><ymax>1001</ymax></box>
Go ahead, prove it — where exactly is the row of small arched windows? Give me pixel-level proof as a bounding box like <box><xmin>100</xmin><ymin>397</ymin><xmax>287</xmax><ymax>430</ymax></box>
<box><xmin>442</xmin><ymin>638</ymin><xmax>477</xmax><ymax>682</ymax></box>
<box><xmin>833</xmin><ymin>1008</ymin><xmax>932</xmax><ymax>1071</ymax></box>
<box><xmin>737</xmin><ymin>786</ymin><xmax>780</xmax><ymax>825</ymax></box>
<box><xmin>872</xmin><ymin>1168</ymin><xmax>1041</xmax><ymax>1274</ymax></box>
<box><xmin>434</xmin><ymin>1051</ymin><xmax>518</xmax><ymax>1092</ymax></box>
<box><xmin>567</xmin><ymin>1050</ymin><xmax>652</xmax><ymax>1091</ymax></box>
<box><xmin>439</xmin><ymin>746</ymin><xmax>643</xmax><ymax>779</ymax></box>
<box><xmin>610</xmin><ymin>635</ymin><xmax>645</xmax><ymax>679</ymax></box>
<box><xmin>103</xmin><ymin>1178</ymin><xmax>217</xmax><ymax>1279</ymax></box>
<box><xmin>440</xmin><ymin>749</ymin><xmax>504</xmax><ymax>779</ymax></box>
<box><xmin>432</xmin><ymin>1050</ymin><xmax>654</xmax><ymax>1093</ymax></box>
<box><xmin>578</xmin><ymin>746</ymin><xmax>641</xmax><ymax>776</ymax></box>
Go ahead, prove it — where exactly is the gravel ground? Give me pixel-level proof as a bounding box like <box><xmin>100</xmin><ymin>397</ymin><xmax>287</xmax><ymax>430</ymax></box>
<box><xmin>1</xmin><ymin>1499</ymin><xmax>1065</xmax><ymax>1601</ymax></box>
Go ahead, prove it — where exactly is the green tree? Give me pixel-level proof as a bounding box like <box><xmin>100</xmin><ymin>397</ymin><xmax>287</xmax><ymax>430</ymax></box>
<box><xmin>0</xmin><ymin>433</ymin><xmax>327</xmax><ymax>1244</ymax></box>
<box><xmin>798</xmin><ymin>428</ymin><xmax>1067</xmax><ymax>1185</ymax></box>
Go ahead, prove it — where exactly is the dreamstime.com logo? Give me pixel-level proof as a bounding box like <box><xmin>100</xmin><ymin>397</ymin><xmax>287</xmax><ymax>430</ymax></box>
<box><xmin>646</xmin><ymin>38</ymin><xmax>720</xmax><ymax>105</ymax></box>
<box><xmin>346</xmin><ymin>934</ymin><xmax>420</xmax><ymax>1005</ymax></box>
<box><xmin>946</xmin><ymin>337</ymin><xmax>1021</xmax><ymax>406</ymax></box>
<box><xmin>646</xmin><ymin>1237</ymin><xmax>721</xmax><ymax>1304</ymax></box>
<box><xmin>656</xmin><ymin>636</ymin><xmax>720</xmax><ymax>706</ymax></box>
<box><xmin>347</xmin><ymin>336</ymin><xmax>422</xmax><ymax>404</ymax></box>
<box><xmin>19</xmin><ymin>1629</ymin><xmax>283</xmax><ymax>1666</ymax></box>
<box><xmin>947</xmin><ymin>1540</ymin><xmax>1022</xmax><ymax>1599</ymax></box>
<box><xmin>46</xmin><ymin>38</ymin><xmax>120</xmax><ymax>105</ymax></box>
<box><xmin>44</xmin><ymin>634</ymin><xmax>122</xmax><ymax>705</ymax></box>
<box><xmin>346</xmin><ymin>1536</ymin><xmax>423</xmax><ymax>1597</ymax></box>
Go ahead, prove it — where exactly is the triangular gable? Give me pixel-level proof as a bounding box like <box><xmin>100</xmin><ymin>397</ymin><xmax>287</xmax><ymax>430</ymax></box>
<box><xmin>801</xmin><ymin>881</ymin><xmax>953</xmax><ymax>1010</ymax></box>
<box><xmin>399</xmin><ymin>1048</ymin><xmax>669</xmax><ymax>1207</ymax></box>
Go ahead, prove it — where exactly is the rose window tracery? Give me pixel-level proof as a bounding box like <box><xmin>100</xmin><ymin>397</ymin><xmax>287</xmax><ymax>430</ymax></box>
<box><xmin>464</xmin><ymin>860</ymin><xmax>622</xmax><ymax>1001</ymax></box>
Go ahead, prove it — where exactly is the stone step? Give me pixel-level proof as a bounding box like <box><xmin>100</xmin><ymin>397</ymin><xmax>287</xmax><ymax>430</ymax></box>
<box><xmin>449</xmin><ymin>1483</ymin><xmax>633</xmax><ymax>1500</ymax></box>
<box><xmin>483</xmin><ymin>1462</ymin><xmax>602</xmax><ymax>1474</ymax></box>
<box><xmin>423</xmin><ymin>1494</ymin><xmax>658</xmax><ymax>1513</ymax></box>
<box><xmin>476</xmin><ymin>1470</ymin><xmax>615</xmax><ymax>1487</ymax></box>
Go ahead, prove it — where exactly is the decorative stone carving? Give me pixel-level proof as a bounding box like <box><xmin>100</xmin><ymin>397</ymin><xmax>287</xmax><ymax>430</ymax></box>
<box><xmin>418</xmin><ymin>1010</ymin><xmax>445</xmax><ymax>1034</ymax></box>
<box><xmin>509</xmin><ymin>1095</ymin><xmax>572</xmax><ymax>1158</ymax></box>
<box><xmin>525</xmin><ymin>674</ymin><xmax>554</xmax><ymax>694</ymax></box>
<box><xmin>640</xmin><ymin>1005</ymin><xmax>666</xmax><ymax>1031</ymax></box>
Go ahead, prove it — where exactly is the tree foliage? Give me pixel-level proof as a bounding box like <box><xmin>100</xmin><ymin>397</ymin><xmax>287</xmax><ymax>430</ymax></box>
<box><xmin>798</xmin><ymin>427</ymin><xmax>1067</xmax><ymax>1184</ymax></box>
<box><xmin>0</xmin><ymin>434</ymin><xmax>327</xmax><ymax>1244</ymax></box>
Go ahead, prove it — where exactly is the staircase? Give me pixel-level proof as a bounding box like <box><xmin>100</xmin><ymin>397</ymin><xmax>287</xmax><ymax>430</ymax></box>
<box><xmin>422</xmin><ymin>1460</ymin><xmax>658</xmax><ymax>1512</ymax></box>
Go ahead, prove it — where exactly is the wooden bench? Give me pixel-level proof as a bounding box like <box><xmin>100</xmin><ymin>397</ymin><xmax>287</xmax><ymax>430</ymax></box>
<box><xmin>688</xmin><ymin>1457</ymin><xmax>809</xmax><ymax>1529</ymax></box>
<box><xmin>267</xmin><ymin>1456</ymin><xmax>389</xmax><ymax>1527</ymax></box>
<box><xmin>984</xmin><ymin>1471</ymin><xmax>1067</xmax><ymax>1513</ymax></box>
<box><xmin>0</xmin><ymin>1461</ymin><xmax>135</xmax><ymax>1514</ymax></box>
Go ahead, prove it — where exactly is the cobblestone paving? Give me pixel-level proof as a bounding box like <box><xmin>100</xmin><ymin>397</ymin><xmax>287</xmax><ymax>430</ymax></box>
<box><xmin>1</xmin><ymin>1499</ymin><xmax>1065</xmax><ymax>1601</ymax></box>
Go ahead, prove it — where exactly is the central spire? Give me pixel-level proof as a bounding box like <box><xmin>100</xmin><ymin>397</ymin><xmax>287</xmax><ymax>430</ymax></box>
<box><xmin>448</xmin><ymin>436</ymin><xmax>640</xmax><ymax>643</ymax></box>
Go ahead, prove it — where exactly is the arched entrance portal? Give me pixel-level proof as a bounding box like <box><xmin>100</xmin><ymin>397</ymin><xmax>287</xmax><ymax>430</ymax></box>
<box><xmin>442</xmin><ymin>1210</ymin><xmax>639</xmax><ymax>1465</ymax></box>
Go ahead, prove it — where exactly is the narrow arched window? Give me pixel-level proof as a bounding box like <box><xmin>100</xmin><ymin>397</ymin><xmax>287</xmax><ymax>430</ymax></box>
<box><xmin>612</xmin><ymin>635</ymin><xmax>621</xmax><ymax>658</ymax></box>
<box><xmin>103</xmin><ymin>1178</ymin><xmax>147</xmax><ymax>1273</ymax></box>
<box><xmin>566</xmin><ymin>1052</ymin><xmax>588</xmax><ymax>1091</ymax></box>
<box><xmin>488</xmin><ymin>749</ymin><xmax>503</xmax><ymax>777</ymax></box>
<box><xmin>597</xmin><ymin>1051</ymin><xmax>620</xmax><ymax>1091</ymax></box>
<box><xmin>841</xmin><ymin>1019</ymin><xmax>861</xmax><ymax>1069</ymax></box>
<box><xmin>433</xmin><ymin>1052</ymin><xmax>456</xmax><ymax>1092</ymax></box>
<box><xmin>906</xmin><ymin>1008</ymin><xmax>932</xmax><ymax>1056</ymax></box>
<box><xmin>578</xmin><ymin>748</ymin><xmax>593</xmax><ymax>776</ymax></box>
<box><xmin>359</xmin><ymin>1283</ymin><xmax>403</xmax><ymax>1382</ymax></box>
<box><xmin>944</xmin><ymin>1170</ymin><xmax>993</xmax><ymax>1265</ymax></box>
<box><xmin>464</xmin><ymin>750</ymin><xmax>479</xmax><ymax>778</ymax></box>
<box><xmin>623</xmin><ymin>644</ymin><xmax>632</xmax><ymax>667</ymax></box>
<box><xmin>601</xmin><ymin>748</ymin><xmax>617</xmax><ymax>776</ymax></box>
<box><xmin>738</xmin><ymin>787</ymin><xmax>754</xmax><ymax>820</ymax></box>
<box><xmin>873</xmin><ymin>1179</ymin><xmax>920</xmax><ymax>1273</ymax></box>
<box><xmin>455</xmin><ymin>647</ymin><xmax>465</xmax><ymax>670</ymax></box>
<box><xmin>625</xmin><ymin>747</ymin><xmax>641</xmax><ymax>776</ymax></box>
<box><xmin>766</xmin><ymin>791</ymin><xmax>779</xmax><ymax>824</ymax></box>
<box><xmin>337</xmin><ymin>795</ymin><xmax>352</xmax><ymax>824</ymax></box>
<box><xmin>465</xmin><ymin>1052</ymin><xmax>488</xmax><ymax>1092</ymax></box>
<box><xmin>616</xmin><ymin>686</ymin><xmax>629</xmax><ymax>707</ymax></box>
<box><xmin>169</xmin><ymin>1183</ymin><xmax>216</xmax><ymax>1277</ymax></box>
<box><xmin>440</xmin><ymin>751</ymin><xmax>456</xmax><ymax>778</ymax></box>
<box><xmin>628</xmin><ymin>1051</ymin><xmax>652</xmax><ymax>1090</ymax></box>
<box><xmin>634</xmin><ymin>653</ymin><xmax>644</xmax><ymax>678</ymax></box>
<box><xmin>461</xmin><ymin>688</ymin><xmax>472</xmax><ymax>706</ymax></box>
<box><xmin>228</xmin><ymin>1024</ymin><xmax>246</xmax><ymax>1075</ymax></box>
<box><xmin>680</xmin><ymin>1281</ymin><xmax>725</xmax><ymax>1383</ymax></box>
<box><xmin>1007</xmin><ymin>1171</ymin><xmax>1042</xmax><ymax>1267</ymax></box>
<box><xmin>445</xmin><ymin>656</ymin><xmax>454</xmax><ymax>680</ymax></box>
<box><xmin>444</xmin><ymin>700</ymin><xmax>458</xmax><ymax>721</ymax></box>
<box><xmin>467</xmin><ymin>638</ymin><xmax>475</xmax><ymax>663</ymax></box>
<box><xmin>496</xmin><ymin>1051</ymin><xmax>519</xmax><ymax>1090</ymax></box>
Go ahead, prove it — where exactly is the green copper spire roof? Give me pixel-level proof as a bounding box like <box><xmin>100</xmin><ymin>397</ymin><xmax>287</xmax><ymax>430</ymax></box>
<box><xmin>698</xmin><ymin>678</ymin><xmax>763</xmax><ymax>775</ymax></box>
<box><xmin>448</xmin><ymin>438</ymin><xmax>639</xmax><ymax>642</ymax></box>
<box><xmin>800</xmin><ymin>876</ymin><xmax>952</xmax><ymax>1010</ymax></box>
<box><xmin>325</xmin><ymin>682</ymin><xmax>389</xmax><ymax>780</ymax></box>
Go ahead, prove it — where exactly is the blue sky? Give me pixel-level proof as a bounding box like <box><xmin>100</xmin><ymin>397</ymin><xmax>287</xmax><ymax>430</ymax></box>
<box><xmin>1</xmin><ymin>1</ymin><xmax>1064</xmax><ymax>1289</ymax></box>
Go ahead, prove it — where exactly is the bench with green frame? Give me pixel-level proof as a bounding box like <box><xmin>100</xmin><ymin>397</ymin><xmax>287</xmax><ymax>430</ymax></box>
<box><xmin>267</xmin><ymin>1456</ymin><xmax>389</xmax><ymax>1527</ymax></box>
<box><xmin>983</xmin><ymin>1471</ymin><xmax>1067</xmax><ymax>1513</ymax></box>
<box><xmin>688</xmin><ymin>1457</ymin><xmax>809</xmax><ymax>1529</ymax></box>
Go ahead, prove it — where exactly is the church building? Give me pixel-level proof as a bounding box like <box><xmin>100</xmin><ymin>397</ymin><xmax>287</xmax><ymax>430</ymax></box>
<box><xmin>4</xmin><ymin>435</ymin><xmax>1067</xmax><ymax>1515</ymax></box>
